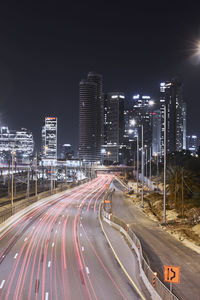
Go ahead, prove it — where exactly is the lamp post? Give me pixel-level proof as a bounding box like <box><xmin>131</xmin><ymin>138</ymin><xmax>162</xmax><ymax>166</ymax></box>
<box><xmin>149</xmin><ymin>147</ymin><xmax>152</xmax><ymax>183</ymax></box>
<box><xmin>35</xmin><ymin>152</ymin><xmax>37</xmax><ymax>196</ymax></box>
<box><xmin>141</xmin><ymin>124</ymin><xmax>144</xmax><ymax>208</ymax></box>
<box><xmin>136</xmin><ymin>134</ymin><xmax>139</xmax><ymax>195</ymax></box>
<box><xmin>163</xmin><ymin>105</ymin><xmax>167</xmax><ymax>224</ymax></box>
<box><xmin>11</xmin><ymin>148</ymin><xmax>15</xmax><ymax>206</ymax></box>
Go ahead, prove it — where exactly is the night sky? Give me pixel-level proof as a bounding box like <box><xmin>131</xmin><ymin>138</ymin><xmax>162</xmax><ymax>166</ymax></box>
<box><xmin>0</xmin><ymin>1</ymin><xmax>200</xmax><ymax>153</ymax></box>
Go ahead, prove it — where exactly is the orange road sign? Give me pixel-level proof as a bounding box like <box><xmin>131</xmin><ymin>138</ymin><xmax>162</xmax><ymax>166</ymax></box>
<box><xmin>164</xmin><ymin>265</ymin><xmax>180</xmax><ymax>284</ymax></box>
<box><xmin>104</xmin><ymin>200</ymin><xmax>110</xmax><ymax>204</ymax></box>
<box><xmin>105</xmin><ymin>184</ymin><xmax>109</xmax><ymax>189</ymax></box>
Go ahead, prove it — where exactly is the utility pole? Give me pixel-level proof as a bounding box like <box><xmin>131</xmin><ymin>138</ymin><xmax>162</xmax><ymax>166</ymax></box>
<box><xmin>27</xmin><ymin>167</ymin><xmax>30</xmax><ymax>199</ymax></box>
<box><xmin>51</xmin><ymin>163</ymin><xmax>53</xmax><ymax>192</ymax></box>
<box><xmin>35</xmin><ymin>153</ymin><xmax>37</xmax><ymax>196</ymax></box>
<box><xmin>11</xmin><ymin>148</ymin><xmax>14</xmax><ymax>206</ymax></box>
<box><xmin>65</xmin><ymin>159</ymin><xmax>68</xmax><ymax>185</ymax></box>
<box><xmin>53</xmin><ymin>165</ymin><xmax>56</xmax><ymax>189</ymax></box>
<box><xmin>181</xmin><ymin>169</ymin><xmax>184</xmax><ymax>218</ymax></box>
<box><xmin>149</xmin><ymin>147</ymin><xmax>152</xmax><ymax>183</ymax></box>
<box><xmin>80</xmin><ymin>159</ymin><xmax>82</xmax><ymax>181</ymax></box>
<box><xmin>145</xmin><ymin>147</ymin><xmax>148</xmax><ymax>178</ymax></box>
<box><xmin>136</xmin><ymin>134</ymin><xmax>139</xmax><ymax>195</ymax></box>
<box><xmin>141</xmin><ymin>125</ymin><xmax>144</xmax><ymax>208</ymax></box>
<box><xmin>163</xmin><ymin>105</ymin><xmax>166</xmax><ymax>224</ymax></box>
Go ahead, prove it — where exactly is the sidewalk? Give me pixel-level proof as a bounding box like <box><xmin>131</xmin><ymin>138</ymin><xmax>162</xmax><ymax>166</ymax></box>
<box><xmin>102</xmin><ymin>219</ymin><xmax>151</xmax><ymax>300</ymax></box>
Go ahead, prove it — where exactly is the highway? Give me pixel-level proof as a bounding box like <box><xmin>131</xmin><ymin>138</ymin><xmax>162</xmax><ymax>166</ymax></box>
<box><xmin>0</xmin><ymin>175</ymin><xmax>149</xmax><ymax>300</ymax></box>
<box><xmin>111</xmin><ymin>179</ymin><xmax>200</xmax><ymax>300</ymax></box>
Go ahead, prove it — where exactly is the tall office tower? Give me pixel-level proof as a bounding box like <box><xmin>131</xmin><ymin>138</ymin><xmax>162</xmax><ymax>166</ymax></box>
<box><xmin>79</xmin><ymin>79</ymin><xmax>98</xmax><ymax>161</ymax></box>
<box><xmin>182</xmin><ymin>102</ymin><xmax>187</xmax><ymax>149</ymax></box>
<box><xmin>79</xmin><ymin>72</ymin><xmax>103</xmax><ymax>162</ymax></box>
<box><xmin>152</xmin><ymin>110</ymin><xmax>161</xmax><ymax>156</ymax></box>
<box><xmin>102</xmin><ymin>93</ymin><xmax>125</xmax><ymax>163</ymax></box>
<box><xmin>0</xmin><ymin>126</ymin><xmax>34</xmax><ymax>162</ymax></box>
<box><xmin>131</xmin><ymin>94</ymin><xmax>155</xmax><ymax>148</ymax></box>
<box><xmin>87</xmin><ymin>72</ymin><xmax>103</xmax><ymax>159</ymax></box>
<box><xmin>160</xmin><ymin>79</ymin><xmax>183</xmax><ymax>155</ymax></box>
<box><xmin>186</xmin><ymin>135</ymin><xmax>198</xmax><ymax>155</ymax></box>
<box><xmin>42</xmin><ymin>117</ymin><xmax>57</xmax><ymax>160</ymax></box>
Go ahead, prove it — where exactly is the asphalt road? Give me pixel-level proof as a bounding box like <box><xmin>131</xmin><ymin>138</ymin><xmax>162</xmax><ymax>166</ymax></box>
<box><xmin>0</xmin><ymin>175</ymin><xmax>149</xmax><ymax>300</ymax></box>
<box><xmin>111</xmin><ymin>180</ymin><xmax>200</xmax><ymax>300</ymax></box>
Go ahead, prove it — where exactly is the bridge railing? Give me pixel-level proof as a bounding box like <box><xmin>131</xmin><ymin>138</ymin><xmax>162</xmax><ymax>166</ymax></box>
<box><xmin>101</xmin><ymin>204</ymin><xmax>179</xmax><ymax>300</ymax></box>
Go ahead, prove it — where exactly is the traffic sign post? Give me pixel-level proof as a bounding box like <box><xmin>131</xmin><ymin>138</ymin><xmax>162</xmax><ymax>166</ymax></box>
<box><xmin>164</xmin><ymin>265</ymin><xmax>180</xmax><ymax>288</ymax></box>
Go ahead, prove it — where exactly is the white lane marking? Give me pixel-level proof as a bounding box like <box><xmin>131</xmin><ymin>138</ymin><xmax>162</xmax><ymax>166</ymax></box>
<box><xmin>45</xmin><ymin>292</ymin><xmax>49</xmax><ymax>300</ymax></box>
<box><xmin>40</xmin><ymin>218</ymin><xmax>42</xmax><ymax>221</ymax></box>
<box><xmin>33</xmin><ymin>226</ymin><xmax>35</xmax><ymax>229</ymax></box>
<box><xmin>80</xmin><ymin>233</ymin><xmax>82</xmax><ymax>237</ymax></box>
<box><xmin>86</xmin><ymin>267</ymin><xmax>90</xmax><ymax>274</ymax></box>
<box><xmin>2</xmin><ymin>255</ymin><xmax>5</xmax><ymax>258</ymax></box>
<box><xmin>24</xmin><ymin>237</ymin><xmax>28</xmax><ymax>242</ymax></box>
<box><xmin>48</xmin><ymin>261</ymin><xmax>51</xmax><ymax>268</ymax></box>
<box><xmin>55</xmin><ymin>230</ymin><xmax>58</xmax><ymax>234</ymax></box>
<box><xmin>80</xmin><ymin>223</ymin><xmax>82</xmax><ymax>227</ymax></box>
<box><xmin>59</xmin><ymin>222</ymin><xmax>61</xmax><ymax>225</ymax></box>
<box><xmin>81</xmin><ymin>217</ymin><xmax>82</xmax><ymax>220</ymax></box>
<box><xmin>52</xmin><ymin>242</ymin><xmax>55</xmax><ymax>248</ymax></box>
<box><xmin>0</xmin><ymin>280</ymin><xmax>5</xmax><ymax>289</ymax></box>
<box><xmin>81</xmin><ymin>246</ymin><xmax>84</xmax><ymax>251</ymax></box>
<box><xmin>14</xmin><ymin>253</ymin><xmax>18</xmax><ymax>259</ymax></box>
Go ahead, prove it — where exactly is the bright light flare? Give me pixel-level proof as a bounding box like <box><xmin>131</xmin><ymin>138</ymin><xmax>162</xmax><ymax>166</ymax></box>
<box><xmin>149</xmin><ymin>100</ymin><xmax>154</xmax><ymax>106</ymax></box>
<box><xmin>189</xmin><ymin>39</ymin><xmax>200</xmax><ymax>65</ymax></box>
<box><xmin>130</xmin><ymin>119</ymin><xmax>136</xmax><ymax>126</ymax></box>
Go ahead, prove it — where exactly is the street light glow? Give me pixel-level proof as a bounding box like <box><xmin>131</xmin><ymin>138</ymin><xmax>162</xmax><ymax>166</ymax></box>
<box><xmin>149</xmin><ymin>100</ymin><xmax>154</xmax><ymax>106</ymax></box>
<box><xmin>130</xmin><ymin>119</ymin><xmax>136</xmax><ymax>126</ymax></box>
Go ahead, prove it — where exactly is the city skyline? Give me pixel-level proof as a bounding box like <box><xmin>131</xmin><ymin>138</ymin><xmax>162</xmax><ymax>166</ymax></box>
<box><xmin>0</xmin><ymin>2</ymin><xmax>200</xmax><ymax>151</ymax></box>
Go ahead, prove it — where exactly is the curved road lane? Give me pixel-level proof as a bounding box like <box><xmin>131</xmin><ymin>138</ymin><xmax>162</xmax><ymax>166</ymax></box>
<box><xmin>0</xmin><ymin>175</ymin><xmax>150</xmax><ymax>300</ymax></box>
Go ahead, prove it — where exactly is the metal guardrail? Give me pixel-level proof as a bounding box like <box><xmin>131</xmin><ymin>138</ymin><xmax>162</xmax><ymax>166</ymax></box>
<box><xmin>101</xmin><ymin>203</ymin><xmax>179</xmax><ymax>300</ymax></box>
<box><xmin>0</xmin><ymin>177</ymin><xmax>93</xmax><ymax>225</ymax></box>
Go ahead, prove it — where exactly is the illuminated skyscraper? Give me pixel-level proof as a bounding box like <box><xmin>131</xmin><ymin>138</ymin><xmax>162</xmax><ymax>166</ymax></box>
<box><xmin>187</xmin><ymin>135</ymin><xmax>198</xmax><ymax>155</ymax></box>
<box><xmin>79</xmin><ymin>72</ymin><xmax>103</xmax><ymax>162</ymax></box>
<box><xmin>0</xmin><ymin>126</ymin><xmax>34</xmax><ymax>162</ymax></box>
<box><xmin>102</xmin><ymin>92</ymin><xmax>125</xmax><ymax>163</ymax></box>
<box><xmin>42</xmin><ymin>117</ymin><xmax>57</xmax><ymax>160</ymax></box>
<box><xmin>160</xmin><ymin>79</ymin><xmax>183</xmax><ymax>155</ymax></box>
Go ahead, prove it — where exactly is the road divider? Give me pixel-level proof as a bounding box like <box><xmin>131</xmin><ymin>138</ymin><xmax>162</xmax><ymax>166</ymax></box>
<box><xmin>99</xmin><ymin>198</ymin><xmax>179</xmax><ymax>300</ymax></box>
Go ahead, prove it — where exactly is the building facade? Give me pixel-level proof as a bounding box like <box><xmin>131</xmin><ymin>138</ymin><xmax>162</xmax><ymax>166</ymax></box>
<box><xmin>102</xmin><ymin>92</ymin><xmax>125</xmax><ymax>163</ymax></box>
<box><xmin>152</xmin><ymin>110</ymin><xmax>161</xmax><ymax>156</ymax></box>
<box><xmin>79</xmin><ymin>72</ymin><xmax>103</xmax><ymax>162</ymax></box>
<box><xmin>124</xmin><ymin>94</ymin><xmax>155</xmax><ymax>157</ymax></box>
<box><xmin>186</xmin><ymin>135</ymin><xmax>198</xmax><ymax>155</ymax></box>
<box><xmin>160</xmin><ymin>79</ymin><xmax>184</xmax><ymax>155</ymax></box>
<box><xmin>41</xmin><ymin>117</ymin><xmax>57</xmax><ymax>160</ymax></box>
<box><xmin>0</xmin><ymin>126</ymin><xmax>34</xmax><ymax>162</ymax></box>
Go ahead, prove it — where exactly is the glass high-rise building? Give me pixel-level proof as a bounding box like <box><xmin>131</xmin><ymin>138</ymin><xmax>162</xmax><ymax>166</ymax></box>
<box><xmin>187</xmin><ymin>135</ymin><xmax>198</xmax><ymax>155</ymax></box>
<box><xmin>160</xmin><ymin>79</ymin><xmax>183</xmax><ymax>155</ymax></box>
<box><xmin>42</xmin><ymin>117</ymin><xmax>57</xmax><ymax>160</ymax></box>
<box><xmin>79</xmin><ymin>72</ymin><xmax>103</xmax><ymax>162</ymax></box>
<box><xmin>152</xmin><ymin>110</ymin><xmax>161</xmax><ymax>156</ymax></box>
<box><xmin>102</xmin><ymin>92</ymin><xmax>125</xmax><ymax>163</ymax></box>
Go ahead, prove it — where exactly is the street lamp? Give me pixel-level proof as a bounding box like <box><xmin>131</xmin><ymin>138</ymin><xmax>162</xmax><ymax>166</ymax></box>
<box><xmin>141</xmin><ymin>125</ymin><xmax>144</xmax><ymax>208</ymax></box>
<box><xmin>11</xmin><ymin>148</ymin><xmax>16</xmax><ymax>206</ymax></box>
<box><xmin>163</xmin><ymin>105</ymin><xmax>167</xmax><ymax>224</ymax></box>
